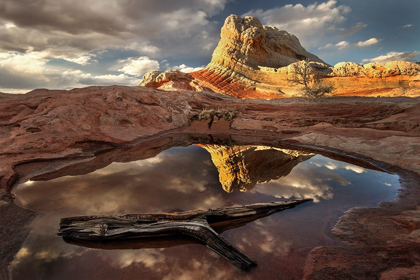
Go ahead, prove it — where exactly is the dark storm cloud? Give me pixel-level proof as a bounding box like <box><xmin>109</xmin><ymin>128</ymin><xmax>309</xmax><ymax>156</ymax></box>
<box><xmin>0</xmin><ymin>0</ymin><xmax>127</xmax><ymax>35</ymax></box>
<box><xmin>0</xmin><ymin>0</ymin><xmax>227</xmax><ymax>52</ymax></box>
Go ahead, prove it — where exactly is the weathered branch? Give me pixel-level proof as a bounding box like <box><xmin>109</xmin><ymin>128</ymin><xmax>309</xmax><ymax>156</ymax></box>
<box><xmin>58</xmin><ymin>199</ymin><xmax>312</xmax><ymax>270</ymax></box>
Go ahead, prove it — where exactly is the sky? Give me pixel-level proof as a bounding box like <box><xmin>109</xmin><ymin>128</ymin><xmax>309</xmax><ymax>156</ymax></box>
<box><xmin>0</xmin><ymin>0</ymin><xmax>419</xmax><ymax>93</ymax></box>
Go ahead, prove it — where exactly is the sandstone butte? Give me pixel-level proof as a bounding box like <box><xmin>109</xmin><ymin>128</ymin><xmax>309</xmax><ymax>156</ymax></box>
<box><xmin>1</xmin><ymin>14</ymin><xmax>420</xmax><ymax>280</ymax></box>
<box><xmin>139</xmin><ymin>14</ymin><xmax>420</xmax><ymax>99</ymax></box>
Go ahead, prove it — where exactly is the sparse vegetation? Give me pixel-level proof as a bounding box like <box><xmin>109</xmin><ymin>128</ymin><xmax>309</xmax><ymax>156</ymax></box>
<box><xmin>288</xmin><ymin>59</ymin><xmax>335</xmax><ymax>98</ymax></box>
<box><xmin>192</xmin><ymin>108</ymin><xmax>236</xmax><ymax>128</ymax></box>
<box><xmin>195</xmin><ymin>108</ymin><xmax>236</xmax><ymax>121</ymax></box>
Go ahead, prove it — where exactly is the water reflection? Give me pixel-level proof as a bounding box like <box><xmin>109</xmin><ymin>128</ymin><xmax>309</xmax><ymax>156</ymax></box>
<box><xmin>200</xmin><ymin>145</ymin><xmax>314</xmax><ymax>192</ymax></box>
<box><xmin>12</xmin><ymin>145</ymin><xmax>400</xmax><ymax>280</ymax></box>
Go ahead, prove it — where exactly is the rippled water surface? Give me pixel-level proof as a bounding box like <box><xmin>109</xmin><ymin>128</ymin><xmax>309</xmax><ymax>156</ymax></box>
<box><xmin>12</xmin><ymin>145</ymin><xmax>400</xmax><ymax>280</ymax></box>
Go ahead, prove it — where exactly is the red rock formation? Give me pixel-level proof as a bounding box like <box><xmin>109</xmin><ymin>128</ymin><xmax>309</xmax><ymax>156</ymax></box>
<box><xmin>139</xmin><ymin>15</ymin><xmax>420</xmax><ymax>98</ymax></box>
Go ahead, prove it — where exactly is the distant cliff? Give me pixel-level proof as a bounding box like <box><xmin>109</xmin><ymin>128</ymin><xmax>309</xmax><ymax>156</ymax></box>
<box><xmin>139</xmin><ymin>14</ymin><xmax>420</xmax><ymax>98</ymax></box>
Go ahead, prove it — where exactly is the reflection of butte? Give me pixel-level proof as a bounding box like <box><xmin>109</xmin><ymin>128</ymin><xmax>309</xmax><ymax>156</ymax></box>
<box><xmin>199</xmin><ymin>145</ymin><xmax>314</xmax><ymax>192</ymax></box>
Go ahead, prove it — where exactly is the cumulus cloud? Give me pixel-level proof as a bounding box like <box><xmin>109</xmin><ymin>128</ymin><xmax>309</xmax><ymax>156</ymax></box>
<box><xmin>318</xmin><ymin>43</ymin><xmax>333</xmax><ymax>50</ymax></box>
<box><xmin>64</xmin><ymin>71</ymin><xmax>139</xmax><ymax>86</ymax></box>
<box><xmin>0</xmin><ymin>51</ymin><xmax>139</xmax><ymax>93</ymax></box>
<box><xmin>0</xmin><ymin>0</ymin><xmax>228</xmax><ymax>92</ymax></box>
<box><xmin>362</xmin><ymin>51</ymin><xmax>420</xmax><ymax>63</ymax></box>
<box><xmin>356</xmin><ymin>38</ymin><xmax>379</xmax><ymax>47</ymax></box>
<box><xmin>63</xmin><ymin>54</ymin><xmax>97</xmax><ymax>65</ymax></box>
<box><xmin>117</xmin><ymin>57</ymin><xmax>160</xmax><ymax>76</ymax></box>
<box><xmin>0</xmin><ymin>51</ymin><xmax>52</xmax><ymax>92</ymax></box>
<box><xmin>340</xmin><ymin>22</ymin><xmax>367</xmax><ymax>36</ymax></box>
<box><xmin>0</xmin><ymin>0</ymin><xmax>226</xmax><ymax>56</ymax></box>
<box><xmin>172</xmin><ymin>64</ymin><xmax>204</xmax><ymax>73</ymax></box>
<box><xmin>244</xmin><ymin>0</ymin><xmax>351</xmax><ymax>39</ymax></box>
<box><xmin>320</xmin><ymin>38</ymin><xmax>379</xmax><ymax>51</ymax></box>
<box><xmin>335</xmin><ymin>41</ymin><xmax>349</xmax><ymax>49</ymax></box>
<box><xmin>119</xmin><ymin>42</ymin><xmax>161</xmax><ymax>55</ymax></box>
<box><xmin>0</xmin><ymin>51</ymin><xmax>49</xmax><ymax>75</ymax></box>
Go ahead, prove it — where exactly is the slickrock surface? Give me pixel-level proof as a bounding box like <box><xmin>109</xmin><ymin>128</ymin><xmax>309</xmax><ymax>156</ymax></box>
<box><xmin>1</xmin><ymin>85</ymin><xmax>420</xmax><ymax>279</ymax></box>
<box><xmin>139</xmin><ymin>15</ymin><xmax>420</xmax><ymax>98</ymax></box>
<box><xmin>199</xmin><ymin>145</ymin><xmax>313</xmax><ymax>192</ymax></box>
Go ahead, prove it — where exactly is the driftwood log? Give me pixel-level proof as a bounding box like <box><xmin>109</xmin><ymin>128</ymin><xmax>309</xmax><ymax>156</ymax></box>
<box><xmin>58</xmin><ymin>199</ymin><xmax>312</xmax><ymax>270</ymax></box>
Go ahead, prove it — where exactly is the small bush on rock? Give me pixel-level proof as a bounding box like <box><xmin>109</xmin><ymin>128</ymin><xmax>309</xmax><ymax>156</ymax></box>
<box><xmin>288</xmin><ymin>59</ymin><xmax>335</xmax><ymax>98</ymax></box>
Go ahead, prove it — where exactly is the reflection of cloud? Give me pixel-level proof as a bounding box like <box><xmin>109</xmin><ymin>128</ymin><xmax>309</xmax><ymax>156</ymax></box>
<box><xmin>344</xmin><ymin>165</ymin><xmax>365</xmax><ymax>174</ymax></box>
<box><xmin>253</xmin><ymin>171</ymin><xmax>335</xmax><ymax>203</ymax></box>
<box><xmin>109</xmin><ymin>250</ymin><xmax>166</xmax><ymax>268</ymax></box>
<box><xmin>328</xmin><ymin>173</ymin><xmax>350</xmax><ymax>187</ymax></box>
<box><xmin>22</xmin><ymin>180</ymin><xmax>35</xmax><ymax>186</ymax></box>
<box><xmin>12</xmin><ymin>145</ymin><xmax>236</xmax><ymax>278</ymax></box>
<box><xmin>259</xmin><ymin>229</ymin><xmax>292</xmax><ymax>256</ymax></box>
<box><xmin>161</xmin><ymin>257</ymin><xmax>229</xmax><ymax>280</ymax></box>
<box><xmin>11</xmin><ymin>145</ymin><xmax>401</xmax><ymax>280</ymax></box>
<box><xmin>253</xmin><ymin>156</ymin><xmax>369</xmax><ymax>202</ymax></box>
<box><xmin>13</xmin><ymin>247</ymin><xmax>30</xmax><ymax>262</ymax></box>
<box><xmin>312</xmin><ymin>161</ymin><xmax>366</xmax><ymax>174</ymax></box>
<box><xmin>14</xmin><ymin>146</ymin><xmax>224</xmax><ymax>214</ymax></box>
<box><xmin>324</xmin><ymin>162</ymin><xmax>338</xmax><ymax>170</ymax></box>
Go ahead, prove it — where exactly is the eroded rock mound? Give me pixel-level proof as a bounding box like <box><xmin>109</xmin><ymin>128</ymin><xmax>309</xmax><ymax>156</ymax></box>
<box><xmin>332</xmin><ymin>60</ymin><xmax>420</xmax><ymax>78</ymax></box>
<box><xmin>200</xmin><ymin>145</ymin><xmax>314</xmax><ymax>192</ymax></box>
<box><xmin>138</xmin><ymin>70</ymin><xmax>213</xmax><ymax>92</ymax></box>
<box><xmin>209</xmin><ymin>15</ymin><xmax>325</xmax><ymax>70</ymax></box>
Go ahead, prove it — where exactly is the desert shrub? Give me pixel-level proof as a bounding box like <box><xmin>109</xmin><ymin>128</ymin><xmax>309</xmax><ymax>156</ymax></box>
<box><xmin>288</xmin><ymin>59</ymin><xmax>335</xmax><ymax>98</ymax></box>
<box><xmin>193</xmin><ymin>108</ymin><xmax>236</xmax><ymax>122</ymax></box>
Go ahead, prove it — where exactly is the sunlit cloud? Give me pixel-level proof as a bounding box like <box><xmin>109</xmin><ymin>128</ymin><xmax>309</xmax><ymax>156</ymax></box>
<box><xmin>318</xmin><ymin>43</ymin><xmax>333</xmax><ymax>50</ymax></box>
<box><xmin>117</xmin><ymin>56</ymin><xmax>160</xmax><ymax>76</ymax></box>
<box><xmin>171</xmin><ymin>64</ymin><xmax>204</xmax><ymax>73</ymax></box>
<box><xmin>64</xmin><ymin>54</ymin><xmax>96</xmax><ymax>65</ymax></box>
<box><xmin>335</xmin><ymin>41</ymin><xmax>349</xmax><ymax>49</ymax></box>
<box><xmin>362</xmin><ymin>51</ymin><xmax>420</xmax><ymax>63</ymax></box>
<box><xmin>356</xmin><ymin>38</ymin><xmax>379</xmax><ymax>47</ymax></box>
<box><xmin>244</xmin><ymin>0</ymin><xmax>351</xmax><ymax>38</ymax></box>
